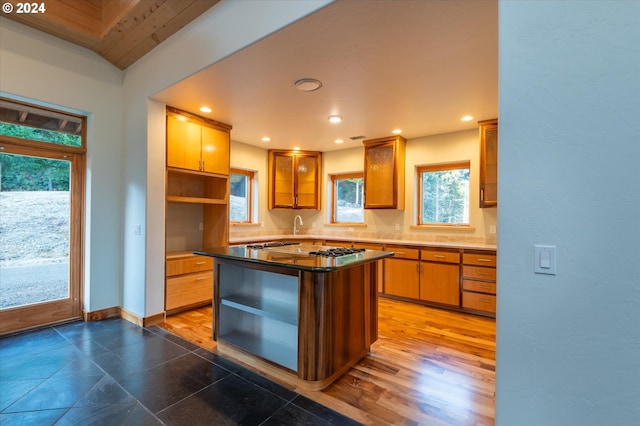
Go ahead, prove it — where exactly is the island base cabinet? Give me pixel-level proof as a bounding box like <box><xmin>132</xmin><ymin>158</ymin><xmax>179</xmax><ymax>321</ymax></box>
<box><xmin>213</xmin><ymin>258</ymin><xmax>379</xmax><ymax>390</ymax></box>
<box><xmin>217</xmin><ymin>263</ymin><xmax>299</xmax><ymax>372</ymax></box>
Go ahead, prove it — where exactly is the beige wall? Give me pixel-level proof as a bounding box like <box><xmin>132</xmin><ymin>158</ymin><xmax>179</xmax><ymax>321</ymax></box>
<box><xmin>230</xmin><ymin>128</ymin><xmax>497</xmax><ymax>245</ymax></box>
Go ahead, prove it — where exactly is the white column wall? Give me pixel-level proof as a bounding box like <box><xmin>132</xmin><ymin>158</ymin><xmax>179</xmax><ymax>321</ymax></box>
<box><xmin>497</xmin><ymin>1</ymin><xmax>640</xmax><ymax>424</ymax></box>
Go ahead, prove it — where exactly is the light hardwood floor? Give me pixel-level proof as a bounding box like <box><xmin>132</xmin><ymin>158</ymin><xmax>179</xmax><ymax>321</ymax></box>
<box><xmin>159</xmin><ymin>297</ymin><xmax>495</xmax><ymax>425</ymax></box>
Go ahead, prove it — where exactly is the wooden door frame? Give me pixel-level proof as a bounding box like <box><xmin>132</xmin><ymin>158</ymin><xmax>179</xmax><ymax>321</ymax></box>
<box><xmin>0</xmin><ymin>138</ymin><xmax>86</xmax><ymax>335</ymax></box>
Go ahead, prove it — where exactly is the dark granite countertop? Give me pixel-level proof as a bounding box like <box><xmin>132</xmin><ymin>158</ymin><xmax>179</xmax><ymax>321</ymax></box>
<box><xmin>194</xmin><ymin>243</ymin><xmax>394</xmax><ymax>272</ymax></box>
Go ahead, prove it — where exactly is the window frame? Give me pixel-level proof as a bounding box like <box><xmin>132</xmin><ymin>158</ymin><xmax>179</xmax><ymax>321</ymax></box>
<box><xmin>416</xmin><ymin>161</ymin><xmax>471</xmax><ymax>228</ymax></box>
<box><xmin>229</xmin><ymin>168</ymin><xmax>255</xmax><ymax>225</ymax></box>
<box><xmin>329</xmin><ymin>171</ymin><xmax>365</xmax><ymax>225</ymax></box>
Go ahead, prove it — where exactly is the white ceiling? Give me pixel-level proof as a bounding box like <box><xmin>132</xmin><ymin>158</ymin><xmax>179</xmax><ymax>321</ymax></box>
<box><xmin>153</xmin><ymin>0</ymin><xmax>498</xmax><ymax>152</ymax></box>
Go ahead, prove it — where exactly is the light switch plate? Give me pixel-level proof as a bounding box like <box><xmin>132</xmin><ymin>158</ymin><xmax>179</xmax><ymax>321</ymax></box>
<box><xmin>534</xmin><ymin>245</ymin><xmax>557</xmax><ymax>275</ymax></box>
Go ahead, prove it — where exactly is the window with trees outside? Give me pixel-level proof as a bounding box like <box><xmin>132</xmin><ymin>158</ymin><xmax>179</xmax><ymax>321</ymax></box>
<box><xmin>417</xmin><ymin>161</ymin><xmax>470</xmax><ymax>226</ymax></box>
<box><xmin>330</xmin><ymin>172</ymin><xmax>364</xmax><ymax>224</ymax></box>
<box><xmin>230</xmin><ymin>168</ymin><xmax>254</xmax><ymax>223</ymax></box>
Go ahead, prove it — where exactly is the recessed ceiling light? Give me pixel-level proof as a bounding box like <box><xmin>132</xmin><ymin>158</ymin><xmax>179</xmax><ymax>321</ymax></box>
<box><xmin>294</xmin><ymin>78</ymin><xmax>322</xmax><ymax>92</ymax></box>
<box><xmin>261</xmin><ymin>137</ymin><xmax>270</xmax><ymax>142</ymax></box>
<box><xmin>392</xmin><ymin>129</ymin><xmax>402</xmax><ymax>134</ymax></box>
<box><xmin>328</xmin><ymin>115</ymin><xmax>342</xmax><ymax>123</ymax></box>
<box><xmin>461</xmin><ymin>115</ymin><xmax>474</xmax><ymax>121</ymax></box>
<box><xmin>200</xmin><ymin>106</ymin><xmax>212</xmax><ymax>113</ymax></box>
<box><xmin>335</xmin><ymin>139</ymin><xmax>343</xmax><ymax>144</ymax></box>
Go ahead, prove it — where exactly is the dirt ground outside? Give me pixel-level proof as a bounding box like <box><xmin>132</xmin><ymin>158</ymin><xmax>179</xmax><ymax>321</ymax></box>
<box><xmin>0</xmin><ymin>191</ymin><xmax>69</xmax><ymax>308</ymax></box>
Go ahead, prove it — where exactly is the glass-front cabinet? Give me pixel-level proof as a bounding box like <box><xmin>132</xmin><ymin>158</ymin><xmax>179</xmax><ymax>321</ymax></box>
<box><xmin>268</xmin><ymin>150</ymin><xmax>321</xmax><ymax>209</ymax></box>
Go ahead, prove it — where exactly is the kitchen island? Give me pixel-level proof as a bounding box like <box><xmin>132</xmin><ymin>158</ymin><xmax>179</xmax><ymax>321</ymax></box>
<box><xmin>194</xmin><ymin>243</ymin><xmax>393</xmax><ymax>390</ymax></box>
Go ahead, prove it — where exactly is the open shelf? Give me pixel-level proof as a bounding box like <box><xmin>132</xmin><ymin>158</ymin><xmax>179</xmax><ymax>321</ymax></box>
<box><xmin>219</xmin><ymin>329</ymin><xmax>298</xmax><ymax>372</ymax></box>
<box><xmin>167</xmin><ymin>168</ymin><xmax>228</xmax><ymax>204</ymax></box>
<box><xmin>221</xmin><ymin>294</ymin><xmax>298</xmax><ymax>325</ymax></box>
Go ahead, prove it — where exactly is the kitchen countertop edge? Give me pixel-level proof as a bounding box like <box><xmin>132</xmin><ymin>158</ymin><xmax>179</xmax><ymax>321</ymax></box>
<box><xmin>228</xmin><ymin>234</ymin><xmax>497</xmax><ymax>251</ymax></box>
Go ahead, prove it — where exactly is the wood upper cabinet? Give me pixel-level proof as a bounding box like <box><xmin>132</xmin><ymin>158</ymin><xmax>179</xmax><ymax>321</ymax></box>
<box><xmin>363</xmin><ymin>135</ymin><xmax>405</xmax><ymax>209</ymax></box>
<box><xmin>166</xmin><ymin>107</ymin><xmax>231</xmax><ymax>175</ymax></box>
<box><xmin>268</xmin><ymin>149</ymin><xmax>321</xmax><ymax>209</ymax></box>
<box><xmin>479</xmin><ymin>119</ymin><xmax>498</xmax><ymax>208</ymax></box>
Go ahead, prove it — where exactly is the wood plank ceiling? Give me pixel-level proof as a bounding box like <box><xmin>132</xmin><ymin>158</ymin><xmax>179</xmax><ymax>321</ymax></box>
<box><xmin>3</xmin><ymin>0</ymin><xmax>220</xmax><ymax>70</ymax></box>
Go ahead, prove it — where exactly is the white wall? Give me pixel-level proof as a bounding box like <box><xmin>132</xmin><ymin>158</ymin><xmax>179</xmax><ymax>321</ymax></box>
<box><xmin>497</xmin><ymin>1</ymin><xmax>640</xmax><ymax>425</ymax></box>
<box><xmin>0</xmin><ymin>17</ymin><xmax>124</xmax><ymax>313</ymax></box>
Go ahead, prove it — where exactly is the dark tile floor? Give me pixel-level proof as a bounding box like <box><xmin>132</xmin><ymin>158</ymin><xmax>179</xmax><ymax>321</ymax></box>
<box><xmin>0</xmin><ymin>318</ymin><xmax>360</xmax><ymax>425</ymax></box>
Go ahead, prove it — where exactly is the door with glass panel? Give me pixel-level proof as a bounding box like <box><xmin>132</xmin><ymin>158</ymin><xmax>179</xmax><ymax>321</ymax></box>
<box><xmin>0</xmin><ymin>99</ymin><xmax>85</xmax><ymax>334</ymax></box>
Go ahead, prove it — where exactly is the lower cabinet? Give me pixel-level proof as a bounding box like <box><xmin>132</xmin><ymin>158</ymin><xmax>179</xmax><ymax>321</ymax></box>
<box><xmin>383</xmin><ymin>246</ymin><xmax>420</xmax><ymax>299</ymax></box>
<box><xmin>165</xmin><ymin>253</ymin><xmax>213</xmax><ymax>313</ymax></box>
<box><xmin>382</xmin><ymin>245</ymin><xmax>496</xmax><ymax>317</ymax></box>
<box><xmin>419</xmin><ymin>249</ymin><xmax>460</xmax><ymax>306</ymax></box>
<box><xmin>461</xmin><ymin>252</ymin><xmax>497</xmax><ymax>314</ymax></box>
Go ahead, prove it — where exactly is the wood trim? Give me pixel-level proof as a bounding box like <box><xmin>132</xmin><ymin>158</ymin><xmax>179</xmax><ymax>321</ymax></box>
<box><xmin>229</xmin><ymin>168</ymin><xmax>254</xmax><ymax>224</ymax></box>
<box><xmin>329</xmin><ymin>171</ymin><xmax>364</xmax><ymax>224</ymax></box>
<box><xmin>84</xmin><ymin>306</ymin><xmax>121</xmax><ymax>322</ymax></box>
<box><xmin>416</xmin><ymin>160</ymin><xmax>471</xmax><ymax>226</ymax></box>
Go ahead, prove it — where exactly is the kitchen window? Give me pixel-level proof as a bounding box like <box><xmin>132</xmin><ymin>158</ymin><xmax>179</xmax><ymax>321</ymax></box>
<box><xmin>417</xmin><ymin>161</ymin><xmax>470</xmax><ymax>227</ymax></box>
<box><xmin>330</xmin><ymin>172</ymin><xmax>364</xmax><ymax>224</ymax></box>
<box><xmin>230</xmin><ymin>168</ymin><xmax>255</xmax><ymax>224</ymax></box>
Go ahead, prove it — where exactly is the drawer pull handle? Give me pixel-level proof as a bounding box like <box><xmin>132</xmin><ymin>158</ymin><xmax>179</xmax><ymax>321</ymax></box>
<box><xmin>479</xmin><ymin>272</ymin><xmax>492</xmax><ymax>276</ymax></box>
<box><xmin>394</xmin><ymin>251</ymin><xmax>406</xmax><ymax>255</ymax></box>
<box><xmin>479</xmin><ymin>285</ymin><xmax>491</xmax><ymax>290</ymax></box>
<box><xmin>195</xmin><ymin>277</ymin><xmax>207</xmax><ymax>281</ymax></box>
<box><xmin>480</xmin><ymin>299</ymin><xmax>491</xmax><ymax>303</ymax></box>
<box><xmin>477</xmin><ymin>258</ymin><xmax>492</xmax><ymax>262</ymax></box>
<box><xmin>432</xmin><ymin>255</ymin><xmax>446</xmax><ymax>258</ymax></box>
<box><xmin>195</xmin><ymin>261</ymin><xmax>207</xmax><ymax>265</ymax></box>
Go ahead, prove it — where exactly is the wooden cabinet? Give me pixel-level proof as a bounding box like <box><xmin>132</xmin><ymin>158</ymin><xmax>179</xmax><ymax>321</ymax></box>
<box><xmin>479</xmin><ymin>119</ymin><xmax>498</xmax><ymax>208</ymax></box>
<box><xmin>383</xmin><ymin>246</ymin><xmax>420</xmax><ymax>299</ymax></box>
<box><xmin>165</xmin><ymin>106</ymin><xmax>231</xmax><ymax>314</ymax></box>
<box><xmin>461</xmin><ymin>251</ymin><xmax>496</xmax><ymax>314</ymax></box>
<box><xmin>268</xmin><ymin>150</ymin><xmax>321</xmax><ymax>209</ymax></box>
<box><xmin>363</xmin><ymin>135</ymin><xmax>405</xmax><ymax>209</ymax></box>
<box><xmin>167</xmin><ymin>107</ymin><xmax>231</xmax><ymax>175</ymax></box>
<box><xmin>419</xmin><ymin>249</ymin><xmax>460</xmax><ymax>306</ymax></box>
<box><xmin>165</xmin><ymin>253</ymin><xmax>213</xmax><ymax>313</ymax></box>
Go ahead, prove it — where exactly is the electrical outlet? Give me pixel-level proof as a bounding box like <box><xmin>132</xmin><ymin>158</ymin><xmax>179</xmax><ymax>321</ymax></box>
<box><xmin>394</xmin><ymin>224</ymin><xmax>400</xmax><ymax>231</ymax></box>
<box><xmin>489</xmin><ymin>225</ymin><xmax>496</xmax><ymax>234</ymax></box>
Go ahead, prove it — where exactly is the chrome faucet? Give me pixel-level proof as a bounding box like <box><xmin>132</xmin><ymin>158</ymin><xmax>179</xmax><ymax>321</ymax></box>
<box><xmin>293</xmin><ymin>215</ymin><xmax>303</xmax><ymax>235</ymax></box>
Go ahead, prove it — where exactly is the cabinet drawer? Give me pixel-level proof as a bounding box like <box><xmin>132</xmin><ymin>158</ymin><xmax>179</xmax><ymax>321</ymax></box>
<box><xmin>166</xmin><ymin>271</ymin><xmax>213</xmax><ymax>310</ymax></box>
<box><xmin>384</xmin><ymin>246</ymin><xmax>420</xmax><ymax>260</ymax></box>
<box><xmin>462</xmin><ymin>265</ymin><xmax>496</xmax><ymax>281</ymax></box>
<box><xmin>462</xmin><ymin>279</ymin><xmax>496</xmax><ymax>295</ymax></box>
<box><xmin>166</xmin><ymin>256</ymin><xmax>213</xmax><ymax>276</ymax></box>
<box><xmin>421</xmin><ymin>249</ymin><xmax>460</xmax><ymax>264</ymax></box>
<box><xmin>463</xmin><ymin>252</ymin><xmax>496</xmax><ymax>267</ymax></box>
<box><xmin>462</xmin><ymin>291</ymin><xmax>496</xmax><ymax>313</ymax></box>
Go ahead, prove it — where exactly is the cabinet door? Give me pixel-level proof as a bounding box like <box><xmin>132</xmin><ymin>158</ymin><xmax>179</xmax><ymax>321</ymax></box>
<box><xmin>363</xmin><ymin>136</ymin><xmax>405</xmax><ymax>209</ymax></box>
<box><xmin>419</xmin><ymin>262</ymin><xmax>460</xmax><ymax>306</ymax></box>
<box><xmin>272</xmin><ymin>153</ymin><xmax>294</xmax><ymax>208</ymax></box>
<box><xmin>383</xmin><ymin>258</ymin><xmax>419</xmax><ymax>299</ymax></box>
<box><xmin>295</xmin><ymin>154</ymin><xmax>318</xmax><ymax>209</ymax></box>
<box><xmin>479</xmin><ymin>120</ymin><xmax>498</xmax><ymax>207</ymax></box>
<box><xmin>167</xmin><ymin>115</ymin><xmax>201</xmax><ymax>171</ymax></box>
<box><xmin>364</xmin><ymin>141</ymin><xmax>395</xmax><ymax>208</ymax></box>
<box><xmin>201</xmin><ymin>125</ymin><xmax>229</xmax><ymax>175</ymax></box>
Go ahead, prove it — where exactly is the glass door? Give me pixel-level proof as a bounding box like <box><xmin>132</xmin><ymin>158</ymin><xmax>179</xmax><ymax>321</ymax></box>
<box><xmin>0</xmin><ymin>148</ymin><xmax>83</xmax><ymax>334</ymax></box>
